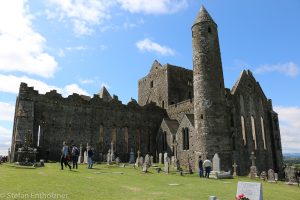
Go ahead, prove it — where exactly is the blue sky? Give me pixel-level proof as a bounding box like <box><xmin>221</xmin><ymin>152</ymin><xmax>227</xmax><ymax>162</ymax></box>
<box><xmin>0</xmin><ymin>0</ymin><xmax>299</xmax><ymax>155</ymax></box>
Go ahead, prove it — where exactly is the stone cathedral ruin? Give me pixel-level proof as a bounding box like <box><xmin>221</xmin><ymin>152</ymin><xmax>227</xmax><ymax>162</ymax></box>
<box><xmin>10</xmin><ymin>6</ymin><xmax>283</xmax><ymax>175</ymax></box>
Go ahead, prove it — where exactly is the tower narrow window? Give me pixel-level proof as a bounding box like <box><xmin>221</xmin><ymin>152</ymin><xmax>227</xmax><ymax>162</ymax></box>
<box><xmin>241</xmin><ymin>116</ymin><xmax>246</xmax><ymax>145</ymax></box>
<box><xmin>150</xmin><ymin>81</ymin><xmax>153</xmax><ymax>88</ymax></box>
<box><xmin>251</xmin><ymin>116</ymin><xmax>257</xmax><ymax>150</ymax></box>
<box><xmin>208</xmin><ymin>26</ymin><xmax>211</xmax><ymax>33</ymax></box>
<box><xmin>162</xmin><ymin>101</ymin><xmax>165</xmax><ymax>109</ymax></box>
<box><xmin>261</xmin><ymin>117</ymin><xmax>266</xmax><ymax>150</ymax></box>
<box><xmin>183</xmin><ymin>128</ymin><xmax>189</xmax><ymax>150</ymax></box>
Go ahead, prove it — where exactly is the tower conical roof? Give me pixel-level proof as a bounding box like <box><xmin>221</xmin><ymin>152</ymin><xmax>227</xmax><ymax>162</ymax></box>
<box><xmin>98</xmin><ymin>86</ymin><xmax>112</xmax><ymax>102</ymax></box>
<box><xmin>193</xmin><ymin>5</ymin><xmax>215</xmax><ymax>26</ymax></box>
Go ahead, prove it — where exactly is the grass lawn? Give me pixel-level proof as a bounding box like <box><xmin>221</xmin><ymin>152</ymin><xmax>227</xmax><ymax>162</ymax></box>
<box><xmin>0</xmin><ymin>163</ymin><xmax>299</xmax><ymax>200</ymax></box>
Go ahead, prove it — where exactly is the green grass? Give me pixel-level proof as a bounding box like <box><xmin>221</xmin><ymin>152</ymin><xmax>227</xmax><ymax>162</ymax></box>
<box><xmin>0</xmin><ymin>163</ymin><xmax>299</xmax><ymax>200</ymax></box>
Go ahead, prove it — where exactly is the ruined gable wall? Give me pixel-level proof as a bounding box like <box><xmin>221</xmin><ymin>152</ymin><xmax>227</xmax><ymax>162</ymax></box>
<box><xmin>231</xmin><ymin>71</ymin><xmax>283</xmax><ymax>175</ymax></box>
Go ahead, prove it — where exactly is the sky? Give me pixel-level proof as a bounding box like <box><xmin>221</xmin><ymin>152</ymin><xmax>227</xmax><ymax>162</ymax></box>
<box><xmin>0</xmin><ymin>0</ymin><xmax>299</xmax><ymax>155</ymax></box>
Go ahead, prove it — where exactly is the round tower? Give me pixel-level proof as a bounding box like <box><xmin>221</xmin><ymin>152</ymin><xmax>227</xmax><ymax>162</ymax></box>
<box><xmin>192</xmin><ymin>6</ymin><xmax>231</xmax><ymax>169</ymax></box>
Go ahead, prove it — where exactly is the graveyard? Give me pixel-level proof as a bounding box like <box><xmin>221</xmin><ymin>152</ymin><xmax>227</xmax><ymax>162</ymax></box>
<box><xmin>0</xmin><ymin>162</ymin><xmax>299</xmax><ymax>200</ymax></box>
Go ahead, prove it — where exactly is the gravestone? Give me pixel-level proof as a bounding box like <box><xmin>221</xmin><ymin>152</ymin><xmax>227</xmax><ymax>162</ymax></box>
<box><xmin>236</xmin><ymin>181</ymin><xmax>263</xmax><ymax>200</ymax></box>
<box><xmin>115</xmin><ymin>157</ymin><xmax>120</xmax><ymax>165</ymax></box>
<box><xmin>164</xmin><ymin>157</ymin><xmax>170</xmax><ymax>174</ymax></box>
<box><xmin>110</xmin><ymin>142</ymin><xmax>115</xmax><ymax>161</ymax></box>
<box><xmin>135</xmin><ymin>157</ymin><xmax>139</xmax><ymax>167</ymax></box>
<box><xmin>129</xmin><ymin>148</ymin><xmax>135</xmax><ymax>163</ymax></box>
<box><xmin>150</xmin><ymin>156</ymin><xmax>154</xmax><ymax>165</ymax></box>
<box><xmin>142</xmin><ymin>154</ymin><xmax>151</xmax><ymax>172</ymax></box>
<box><xmin>250</xmin><ymin>166</ymin><xmax>257</xmax><ymax>179</ymax></box>
<box><xmin>159</xmin><ymin>153</ymin><xmax>162</xmax><ymax>164</ymax></box>
<box><xmin>260</xmin><ymin>171</ymin><xmax>267</xmax><ymax>181</ymax></box>
<box><xmin>139</xmin><ymin>156</ymin><xmax>144</xmax><ymax>167</ymax></box>
<box><xmin>212</xmin><ymin>153</ymin><xmax>220</xmax><ymax>172</ymax></box>
<box><xmin>164</xmin><ymin>152</ymin><xmax>168</xmax><ymax>164</ymax></box>
<box><xmin>249</xmin><ymin>152</ymin><xmax>257</xmax><ymax>179</ymax></box>
<box><xmin>83</xmin><ymin>150</ymin><xmax>88</xmax><ymax>164</ymax></box>
<box><xmin>78</xmin><ymin>144</ymin><xmax>83</xmax><ymax>163</ymax></box>
<box><xmin>232</xmin><ymin>162</ymin><xmax>238</xmax><ymax>177</ymax></box>
<box><xmin>107</xmin><ymin>149</ymin><xmax>111</xmax><ymax>165</ymax></box>
<box><xmin>284</xmin><ymin>166</ymin><xmax>296</xmax><ymax>184</ymax></box>
<box><xmin>267</xmin><ymin>169</ymin><xmax>276</xmax><ymax>183</ymax></box>
<box><xmin>274</xmin><ymin>173</ymin><xmax>278</xmax><ymax>181</ymax></box>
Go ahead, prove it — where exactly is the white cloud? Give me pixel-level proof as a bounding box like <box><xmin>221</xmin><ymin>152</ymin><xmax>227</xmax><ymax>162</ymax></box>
<box><xmin>66</xmin><ymin>45</ymin><xmax>88</xmax><ymax>51</ymax></box>
<box><xmin>254</xmin><ymin>62</ymin><xmax>299</xmax><ymax>77</ymax></box>
<box><xmin>136</xmin><ymin>38</ymin><xmax>175</xmax><ymax>56</ymax></box>
<box><xmin>47</xmin><ymin>0</ymin><xmax>115</xmax><ymax>36</ymax></box>
<box><xmin>79</xmin><ymin>79</ymin><xmax>95</xmax><ymax>84</ymax></box>
<box><xmin>0</xmin><ymin>0</ymin><xmax>58</xmax><ymax>78</ymax></box>
<box><xmin>274</xmin><ymin>106</ymin><xmax>300</xmax><ymax>153</ymax></box>
<box><xmin>0</xmin><ymin>102</ymin><xmax>15</xmax><ymax>122</ymax></box>
<box><xmin>118</xmin><ymin>0</ymin><xmax>187</xmax><ymax>14</ymax></box>
<box><xmin>0</xmin><ymin>74</ymin><xmax>89</xmax><ymax>97</ymax></box>
<box><xmin>63</xmin><ymin>83</ymin><xmax>89</xmax><ymax>96</ymax></box>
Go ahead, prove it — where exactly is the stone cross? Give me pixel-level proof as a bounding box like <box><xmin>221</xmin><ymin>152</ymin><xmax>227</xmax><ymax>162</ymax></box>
<box><xmin>250</xmin><ymin>152</ymin><xmax>256</xmax><ymax>166</ymax></box>
<box><xmin>232</xmin><ymin>162</ymin><xmax>238</xmax><ymax>177</ymax></box>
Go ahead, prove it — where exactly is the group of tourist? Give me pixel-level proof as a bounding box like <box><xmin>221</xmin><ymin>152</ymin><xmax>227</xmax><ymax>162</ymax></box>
<box><xmin>0</xmin><ymin>155</ymin><xmax>8</xmax><ymax>164</ymax></box>
<box><xmin>198</xmin><ymin>156</ymin><xmax>212</xmax><ymax>178</ymax></box>
<box><xmin>60</xmin><ymin>142</ymin><xmax>94</xmax><ymax>171</ymax></box>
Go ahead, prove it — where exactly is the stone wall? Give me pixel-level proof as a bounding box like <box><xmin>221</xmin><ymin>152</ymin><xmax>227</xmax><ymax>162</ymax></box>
<box><xmin>11</xmin><ymin>83</ymin><xmax>167</xmax><ymax>162</ymax></box>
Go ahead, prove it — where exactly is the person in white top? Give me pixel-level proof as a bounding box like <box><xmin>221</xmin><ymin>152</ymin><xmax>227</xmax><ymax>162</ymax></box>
<box><xmin>203</xmin><ymin>157</ymin><xmax>212</xmax><ymax>178</ymax></box>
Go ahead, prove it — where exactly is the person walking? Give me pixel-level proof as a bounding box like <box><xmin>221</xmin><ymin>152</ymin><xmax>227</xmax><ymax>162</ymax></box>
<box><xmin>71</xmin><ymin>144</ymin><xmax>79</xmax><ymax>169</ymax></box>
<box><xmin>87</xmin><ymin>146</ymin><xmax>94</xmax><ymax>169</ymax></box>
<box><xmin>61</xmin><ymin>141</ymin><xmax>72</xmax><ymax>170</ymax></box>
<box><xmin>203</xmin><ymin>157</ymin><xmax>212</xmax><ymax>178</ymax></box>
<box><xmin>198</xmin><ymin>156</ymin><xmax>204</xmax><ymax>177</ymax></box>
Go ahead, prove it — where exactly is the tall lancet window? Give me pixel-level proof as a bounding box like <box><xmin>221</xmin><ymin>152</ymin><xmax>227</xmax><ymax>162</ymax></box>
<box><xmin>241</xmin><ymin>116</ymin><xmax>246</xmax><ymax>145</ymax></box>
<box><xmin>251</xmin><ymin>116</ymin><xmax>257</xmax><ymax>150</ymax></box>
<box><xmin>261</xmin><ymin>117</ymin><xmax>266</xmax><ymax>150</ymax></box>
<box><xmin>37</xmin><ymin>125</ymin><xmax>41</xmax><ymax>147</ymax></box>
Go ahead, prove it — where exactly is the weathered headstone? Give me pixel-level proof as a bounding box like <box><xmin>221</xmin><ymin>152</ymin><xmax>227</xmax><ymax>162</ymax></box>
<box><xmin>236</xmin><ymin>181</ymin><xmax>263</xmax><ymax>200</ymax></box>
<box><xmin>135</xmin><ymin>157</ymin><xmax>139</xmax><ymax>167</ymax></box>
<box><xmin>212</xmin><ymin>153</ymin><xmax>220</xmax><ymax>172</ymax></box>
<box><xmin>159</xmin><ymin>153</ymin><xmax>162</xmax><ymax>164</ymax></box>
<box><xmin>115</xmin><ymin>157</ymin><xmax>120</xmax><ymax>165</ymax></box>
<box><xmin>142</xmin><ymin>154</ymin><xmax>150</xmax><ymax>172</ymax></box>
<box><xmin>267</xmin><ymin>169</ymin><xmax>275</xmax><ymax>183</ymax></box>
<box><xmin>110</xmin><ymin>142</ymin><xmax>115</xmax><ymax>161</ymax></box>
<box><xmin>285</xmin><ymin>166</ymin><xmax>296</xmax><ymax>184</ymax></box>
<box><xmin>250</xmin><ymin>166</ymin><xmax>257</xmax><ymax>179</ymax></box>
<box><xmin>164</xmin><ymin>152</ymin><xmax>168</xmax><ymax>164</ymax></box>
<box><xmin>107</xmin><ymin>149</ymin><xmax>111</xmax><ymax>165</ymax></box>
<box><xmin>232</xmin><ymin>162</ymin><xmax>238</xmax><ymax>177</ymax></box>
<box><xmin>274</xmin><ymin>173</ymin><xmax>278</xmax><ymax>181</ymax></box>
<box><xmin>260</xmin><ymin>171</ymin><xmax>267</xmax><ymax>181</ymax></box>
<box><xmin>139</xmin><ymin>156</ymin><xmax>144</xmax><ymax>167</ymax></box>
<box><xmin>129</xmin><ymin>148</ymin><xmax>135</xmax><ymax>163</ymax></box>
<box><xmin>164</xmin><ymin>157</ymin><xmax>170</xmax><ymax>174</ymax></box>
<box><xmin>83</xmin><ymin>150</ymin><xmax>88</xmax><ymax>164</ymax></box>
